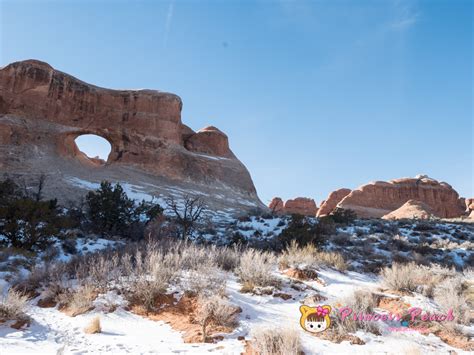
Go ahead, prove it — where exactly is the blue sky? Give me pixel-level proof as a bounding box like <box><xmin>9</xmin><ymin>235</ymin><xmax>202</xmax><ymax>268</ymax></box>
<box><xmin>1</xmin><ymin>0</ymin><xmax>472</xmax><ymax>204</ymax></box>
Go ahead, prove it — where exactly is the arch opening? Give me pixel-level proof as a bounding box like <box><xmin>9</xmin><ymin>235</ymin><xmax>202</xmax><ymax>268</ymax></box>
<box><xmin>74</xmin><ymin>134</ymin><xmax>112</xmax><ymax>165</ymax></box>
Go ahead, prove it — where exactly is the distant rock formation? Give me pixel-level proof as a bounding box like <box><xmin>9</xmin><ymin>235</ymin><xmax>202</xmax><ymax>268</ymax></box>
<box><xmin>337</xmin><ymin>176</ymin><xmax>466</xmax><ymax>218</ymax></box>
<box><xmin>382</xmin><ymin>200</ymin><xmax>435</xmax><ymax>220</ymax></box>
<box><xmin>268</xmin><ymin>197</ymin><xmax>317</xmax><ymax>216</ymax></box>
<box><xmin>269</xmin><ymin>197</ymin><xmax>285</xmax><ymax>214</ymax></box>
<box><xmin>317</xmin><ymin>188</ymin><xmax>351</xmax><ymax>217</ymax></box>
<box><xmin>466</xmin><ymin>198</ymin><xmax>474</xmax><ymax>212</ymax></box>
<box><xmin>0</xmin><ymin>59</ymin><xmax>265</xmax><ymax>214</ymax></box>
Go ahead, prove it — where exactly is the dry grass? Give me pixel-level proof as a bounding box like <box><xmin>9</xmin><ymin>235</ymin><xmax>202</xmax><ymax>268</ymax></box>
<box><xmin>64</xmin><ymin>285</ymin><xmax>97</xmax><ymax>316</ymax></box>
<box><xmin>434</xmin><ymin>276</ymin><xmax>471</xmax><ymax>326</ymax></box>
<box><xmin>236</xmin><ymin>249</ymin><xmax>279</xmax><ymax>291</ymax></box>
<box><xmin>0</xmin><ymin>288</ymin><xmax>30</xmax><ymax>324</ymax></box>
<box><xmin>333</xmin><ymin>290</ymin><xmax>380</xmax><ymax>335</ymax></box>
<box><xmin>195</xmin><ymin>294</ymin><xmax>239</xmax><ymax>342</ymax></box>
<box><xmin>380</xmin><ymin>262</ymin><xmax>424</xmax><ymax>292</ymax></box>
<box><xmin>84</xmin><ymin>316</ymin><xmax>101</xmax><ymax>334</ymax></box>
<box><xmin>250</xmin><ymin>326</ymin><xmax>301</xmax><ymax>355</ymax></box>
<box><xmin>279</xmin><ymin>241</ymin><xmax>347</xmax><ymax>272</ymax></box>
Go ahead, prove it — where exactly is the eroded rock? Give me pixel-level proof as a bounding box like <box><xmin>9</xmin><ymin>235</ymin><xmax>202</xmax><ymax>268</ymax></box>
<box><xmin>0</xmin><ymin>60</ymin><xmax>264</xmax><ymax>214</ymax></box>
<box><xmin>337</xmin><ymin>176</ymin><xmax>466</xmax><ymax>218</ymax></box>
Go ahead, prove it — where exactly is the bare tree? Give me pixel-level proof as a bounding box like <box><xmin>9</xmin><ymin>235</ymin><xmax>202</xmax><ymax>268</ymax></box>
<box><xmin>35</xmin><ymin>174</ymin><xmax>46</xmax><ymax>202</ymax></box>
<box><xmin>165</xmin><ymin>195</ymin><xmax>206</xmax><ymax>239</ymax></box>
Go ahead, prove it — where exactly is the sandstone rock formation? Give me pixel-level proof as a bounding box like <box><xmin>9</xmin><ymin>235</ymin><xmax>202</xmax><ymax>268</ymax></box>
<box><xmin>269</xmin><ymin>197</ymin><xmax>284</xmax><ymax>214</ymax></box>
<box><xmin>382</xmin><ymin>200</ymin><xmax>435</xmax><ymax>220</ymax></box>
<box><xmin>337</xmin><ymin>175</ymin><xmax>465</xmax><ymax>219</ymax></box>
<box><xmin>0</xmin><ymin>60</ymin><xmax>265</xmax><ymax>214</ymax></box>
<box><xmin>317</xmin><ymin>188</ymin><xmax>351</xmax><ymax>217</ymax></box>
<box><xmin>465</xmin><ymin>198</ymin><xmax>474</xmax><ymax>212</ymax></box>
<box><xmin>268</xmin><ymin>197</ymin><xmax>317</xmax><ymax>216</ymax></box>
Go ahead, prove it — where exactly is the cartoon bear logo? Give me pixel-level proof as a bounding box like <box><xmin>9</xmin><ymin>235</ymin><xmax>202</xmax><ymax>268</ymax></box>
<box><xmin>299</xmin><ymin>305</ymin><xmax>331</xmax><ymax>333</ymax></box>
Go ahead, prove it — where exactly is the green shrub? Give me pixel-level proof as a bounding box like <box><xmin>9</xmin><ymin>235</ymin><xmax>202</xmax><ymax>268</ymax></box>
<box><xmin>0</xmin><ymin>198</ymin><xmax>60</xmax><ymax>251</ymax></box>
<box><xmin>328</xmin><ymin>208</ymin><xmax>357</xmax><ymax>224</ymax></box>
<box><xmin>277</xmin><ymin>214</ymin><xmax>331</xmax><ymax>248</ymax></box>
<box><xmin>86</xmin><ymin>181</ymin><xmax>162</xmax><ymax>238</ymax></box>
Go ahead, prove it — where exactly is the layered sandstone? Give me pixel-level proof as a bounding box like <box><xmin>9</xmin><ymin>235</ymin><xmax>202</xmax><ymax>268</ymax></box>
<box><xmin>337</xmin><ymin>175</ymin><xmax>465</xmax><ymax>218</ymax></box>
<box><xmin>0</xmin><ymin>60</ymin><xmax>264</xmax><ymax>214</ymax></box>
<box><xmin>382</xmin><ymin>200</ymin><xmax>435</xmax><ymax>220</ymax></box>
<box><xmin>317</xmin><ymin>188</ymin><xmax>351</xmax><ymax>217</ymax></box>
<box><xmin>268</xmin><ymin>197</ymin><xmax>317</xmax><ymax>216</ymax></box>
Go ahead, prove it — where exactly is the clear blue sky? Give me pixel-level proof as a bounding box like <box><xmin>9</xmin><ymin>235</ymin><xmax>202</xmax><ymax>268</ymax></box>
<box><xmin>1</xmin><ymin>0</ymin><xmax>472</xmax><ymax>204</ymax></box>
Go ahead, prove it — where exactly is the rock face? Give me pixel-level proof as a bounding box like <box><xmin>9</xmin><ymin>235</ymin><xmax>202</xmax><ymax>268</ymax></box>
<box><xmin>317</xmin><ymin>188</ymin><xmax>351</xmax><ymax>217</ymax></box>
<box><xmin>337</xmin><ymin>176</ymin><xmax>466</xmax><ymax>219</ymax></box>
<box><xmin>269</xmin><ymin>197</ymin><xmax>284</xmax><ymax>214</ymax></box>
<box><xmin>466</xmin><ymin>198</ymin><xmax>474</xmax><ymax>212</ymax></box>
<box><xmin>0</xmin><ymin>60</ymin><xmax>265</xmax><ymax>214</ymax></box>
<box><xmin>268</xmin><ymin>197</ymin><xmax>317</xmax><ymax>216</ymax></box>
<box><xmin>382</xmin><ymin>200</ymin><xmax>435</xmax><ymax>220</ymax></box>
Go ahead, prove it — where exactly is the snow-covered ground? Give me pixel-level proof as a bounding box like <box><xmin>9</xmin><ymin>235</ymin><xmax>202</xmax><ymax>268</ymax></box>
<box><xmin>1</xmin><ymin>219</ymin><xmax>473</xmax><ymax>354</ymax></box>
<box><xmin>1</xmin><ymin>266</ymin><xmax>470</xmax><ymax>354</ymax></box>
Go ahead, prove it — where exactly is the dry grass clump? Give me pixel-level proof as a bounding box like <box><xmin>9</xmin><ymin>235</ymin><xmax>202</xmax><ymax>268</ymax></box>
<box><xmin>84</xmin><ymin>316</ymin><xmax>101</xmax><ymax>334</ymax></box>
<box><xmin>236</xmin><ymin>249</ymin><xmax>279</xmax><ymax>292</ymax></box>
<box><xmin>250</xmin><ymin>326</ymin><xmax>302</xmax><ymax>355</ymax></box>
<box><xmin>380</xmin><ymin>262</ymin><xmax>424</xmax><ymax>292</ymax></box>
<box><xmin>181</xmin><ymin>262</ymin><xmax>226</xmax><ymax>297</ymax></box>
<box><xmin>63</xmin><ymin>284</ymin><xmax>97</xmax><ymax>316</ymax></box>
<box><xmin>332</xmin><ymin>290</ymin><xmax>380</xmax><ymax>335</ymax></box>
<box><xmin>434</xmin><ymin>276</ymin><xmax>471</xmax><ymax>326</ymax></box>
<box><xmin>0</xmin><ymin>288</ymin><xmax>30</xmax><ymax>326</ymax></box>
<box><xmin>279</xmin><ymin>241</ymin><xmax>347</xmax><ymax>272</ymax></box>
<box><xmin>195</xmin><ymin>294</ymin><xmax>239</xmax><ymax>342</ymax></box>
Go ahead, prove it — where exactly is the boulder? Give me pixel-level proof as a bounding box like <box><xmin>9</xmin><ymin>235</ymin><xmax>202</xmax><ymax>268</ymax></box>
<box><xmin>268</xmin><ymin>197</ymin><xmax>317</xmax><ymax>216</ymax></box>
<box><xmin>382</xmin><ymin>200</ymin><xmax>435</xmax><ymax>220</ymax></box>
<box><xmin>317</xmin><ymin>188</ymin><xmax>351</xmax><ymax>217</ymax></box>
<box><xmin>337</xmin><ymin>175</ymin><xmax>465</xmax><ymax>219</ymax></box>
<box><xmin>0</xmin><ymin>60</ymin><xmax>265</xmax><ymax>214</ymax></box>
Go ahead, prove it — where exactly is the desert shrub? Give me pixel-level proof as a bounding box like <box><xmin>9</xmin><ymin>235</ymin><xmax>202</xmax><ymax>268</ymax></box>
<box><xmin>279</xmin><ymin>241</ymin><xmax>347</xmax><ymax>272</ymax></box>
<box><xmin>66</xmin><ymin>284</ymin><xmax>97</xmax><ymax>316</ymax></box>
<box><xmin>0</xmin><ymin>288</ymin><xmax>30</xmax><ymax>324</ymax></box>
<box><xmin>196</xmin><ymin>294</ymin><xmax>239</xmax><ymax>342</ymax></box>
<box><xmin>127</xmin><ymin>249</ymin><xmax>177</xmax><ymax>311</ymax></box>
<box><xmin>334</xmin><ymin>290</ymin><xmax>380</xmax><ymax>334</ymax></box>
<box><xmin>315</xmin><ymin>251</ymin><xmax>347</xmax><ymax>271</ymax></box>
<box><xmin>330</xmin><ymin>232</ymin><xmax>353</xmax><ymax>246</ymax></box>
<box><xmin>434</xmin><ymin>276</ymin><xmax>471</xmax><ymax>325</ymax></box>
<box><xmin>380</xmin><ymin>263</ymin><xmax>424</xmax><ymax>292</ymax></box>
<box><xmin>213</xmin><ymin>245</ymin><xmax>241</xmax><ymax>271</ymax></box>
<box><xmin>250</xmin><ymin>326</ymin><xmax>301</xmax><ymax>355</ymax></box>
<box><xmin>84</xmin><ymin>316</ymin><xmax>101</xmax><ymax>334</ymax></box>
<box><xmin>328</xmin><ymin>208</ymin><xmax>357</xmax><ymax>225</ymax></box>
<box><xmin>0</xmin><ymin>177</ymin><xmax>24</xmax><ymax>206</ymax></box>
<box><xmin>237</xmin><ymin>249</ymin><xmax>279</xmax><ymax>291</ymax></box>
<box><xmin>181</xmin><ymin>262</ymin><xmax>226</xmax><ymax>297</ymax></box>
<box><xmin>277</xmin><ymin>215</ymin><xmax>327</xmax><ymax>248</ymax></box>
<box><xmin>86</xmin><ymin>181</ymin><xmax>162</xmax><ymax>238</ymax></box>
<box><xmin>0</xmin><ymin>198</ymin><xmax>61</xmax><ymax>251</ymax></box>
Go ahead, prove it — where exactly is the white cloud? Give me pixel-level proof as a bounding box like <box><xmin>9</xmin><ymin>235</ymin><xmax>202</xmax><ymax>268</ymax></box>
<box><xmin>163</xmin><ymin>0</ymin><xmax>175</xmax><ymax>47</ymax></box>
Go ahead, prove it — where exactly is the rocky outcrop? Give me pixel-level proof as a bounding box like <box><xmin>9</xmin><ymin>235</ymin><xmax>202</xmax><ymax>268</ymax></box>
<box><xmin>466</xmin><ymin>198</ymin><xmax>474</xmax><ymax>212</ymax></box>
<box><xmin>269</xmin><ymin>197</ymin><xmax>284</xmax><ymax>214</ymax></box>
<box><xmin>268</xmin><ymin>197</ymin><xmax>317</xmax><ymax>216</ymax></box>
<box><xmin>382</xmin><ymin>200</ymin><xmax>435</xmax><ymax>220</ymax></box>
<box><xmin>317</xmin><ymin>188</ymin><xmax>351</xmax><ymax>217</ymax></box>
<box><xmin>337</xmin><ymin>175</ymin><xmax>465</xmax><ymax>219</ymax></box>
<box><xmin>0</xmin><ymin>60</ymin><xmax>265</xmax><ymax>214</ymax></box>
